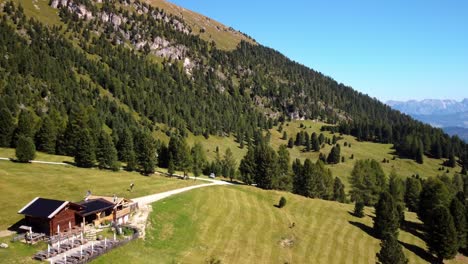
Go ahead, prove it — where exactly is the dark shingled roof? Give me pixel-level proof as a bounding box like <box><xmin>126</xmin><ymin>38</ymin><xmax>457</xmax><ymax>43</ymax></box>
<box><xmin>78</xmin><ymin>199</ymin><xmax>114</xmax><ymax>216</ymax></box>
<box><xmin>18</xmin><ymin>198</ymin><xmax>68</xmax><ymax>218</ymax></box>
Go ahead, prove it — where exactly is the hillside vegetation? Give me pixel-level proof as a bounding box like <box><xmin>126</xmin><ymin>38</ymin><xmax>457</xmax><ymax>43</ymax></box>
<box><xmin>93</xmin><ymin>185</ymin><xmax>466</xmax><ymax>264</ymax></box>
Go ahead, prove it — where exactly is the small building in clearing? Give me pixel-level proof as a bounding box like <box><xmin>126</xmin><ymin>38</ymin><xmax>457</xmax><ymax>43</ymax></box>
<box><xmin>18</xmin><ymin>197</ymin><xmax>83</xmax><ymax>236</ymax></box>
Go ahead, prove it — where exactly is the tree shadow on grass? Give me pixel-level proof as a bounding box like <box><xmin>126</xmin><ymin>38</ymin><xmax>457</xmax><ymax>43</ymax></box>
<box><xmin>399</xmin><ymin>241</ymin><xmax>437</xmax><ymax>263</ymax></box>
<box><xmin>401</xmin><ymin>220</ymin><xmax>426</xmax><ymax>241</ymax></box>
<box><xmin>348</xmin><ymin>221</ymin><xmax>378</xmax><ymax>239</ymax></box>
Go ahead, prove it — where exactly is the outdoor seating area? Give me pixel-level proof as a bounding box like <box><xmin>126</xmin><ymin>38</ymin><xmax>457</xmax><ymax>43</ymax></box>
<box><xmin>32</xmin><ymin>225</ymin><xmax>139</xmax><ymax>263</ymax></box>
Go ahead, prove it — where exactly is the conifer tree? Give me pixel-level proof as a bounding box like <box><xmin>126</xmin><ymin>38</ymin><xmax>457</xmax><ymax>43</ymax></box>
<box><xmin>0</xmin><ymin>108</ymin><xmax>14</xmax><ymax>147</ymax></box>
<box><xmin>117</xmin><ymin>129</ymin><xmax>134</xmax><ymax>163</ymax></box>
<box><xmin>418</xmin><ymin>177</ymin><xmax>450</xmax><ymax>224</ymax></box>
<box><xmin>35</xmin><ymin>116</ymin><xmax>57</xmax><ymax>154</ymax></box>
<box><xmin>126</xmin><ymin>150</ymin><xmax>137</xmax><ymax>172</ymax></box>
<box><xmin>327</xmin><ymin>144</ymin><xmax>341</xmax><ymax>164</ymax></box>
<box><xmin>15</xmin><ymin>135</ymin><xmax>36</xmax><ymax>163</ymax></box>
<box><xmin>349</xmin><ymin>159</ymin><xmax>386</xmax><ymax>206</ymax></box>
<box><xmin>223</xmin><ymin>148</ymin><xmax>236</xmax><ymax>181</ymax></box>
<box><xmin>16</xmin><ymin>109</ymin><xmax>35</xmax><ymax>138</ymax></box>
<box><xmin>333</xmin><ymin>177</ymin><xmax>346</xmax><ymax>203</ymax></box>
<box><xmin>135</xmin><ymin>131</ymin><xmax>157</xmax><ymax>175</ymax></box>
<box><xmin>96</xmin><ymin>131</ymin><xmax>119</xmax><ymax>171</ymax></box>
<box><xmin>239</xmin><ymin>147</ymin><xmax>255</xmax><ymax>184</ymax></box>
<box><xmin>388</xmin><ymin>170</ymin><xmax>405</xmax><ymax>223</ymax></box>
<box><xmin>311</xmin><ymin>132</ymin><xmax>320</xmax><ymax>151</ymax></box>
<box><xmin>374</xmin><ymin>192</ymin><xmax>400</xmax><ymax>239</ymax></box>
<box><xmin>427</xmin><ymin>206</ymin><xmax>458</xmax><ymax>263</ymax></box>
<box><xmin>191</xmin><ymin>142</ymin><xmax>206</xmax><ymax>178</ymax></box>
<box><xmin>74</xmin><ymin>129</ymin><xmax>95</xmax><ymax>168</ymax></box>
<box><xmin>449</xmin><ymin>198</ymin><xmax>467</xmax><ymax>250</ymax></box>
<box><xmin>287</xmin><ymin>138</ymin><xmax>294</xmax><ymax>148</ymax></box>
<box><xmin>404</xmin><ymin>176</ymin><xmax>422</xmax><ymax>212</ymax></box>
<box><xmin>376</xmin><ymin>235</ymin><xmax>408</xmax><ymax>264</ymax></box>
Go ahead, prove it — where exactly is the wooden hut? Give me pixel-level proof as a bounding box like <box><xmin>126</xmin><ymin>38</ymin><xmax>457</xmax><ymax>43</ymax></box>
<box><xmin>18</xmin><ymin>197</ymin><xmax>83</xmax><ymax>235</ymax></box>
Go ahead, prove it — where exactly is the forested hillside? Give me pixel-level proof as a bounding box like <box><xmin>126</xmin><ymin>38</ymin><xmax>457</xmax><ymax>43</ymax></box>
<box><xmin>0</xmin><ymin>0</ymin><xmax>467</xmax><ymax>172</ymax></box>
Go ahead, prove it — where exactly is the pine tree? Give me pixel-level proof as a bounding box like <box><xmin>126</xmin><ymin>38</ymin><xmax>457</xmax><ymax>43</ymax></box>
<box><xmin>239</xmin><ymin>147</ymin><xmax>255</xmax><ymax>184</ymax></box>
<box><xmin>449</xmin><ymin>198</ymin><xmax>467</xmax><ymax>250</ymax></box>
<box><xmin>327</xmin><ymin>144</ymin><xmax>341</xmax><ymax>164</ymax></box>
<box><xmin>35</xmin><ymin>116</ymin><xmax>57</xmax><ymax>154</ymax></box>
<box><xmin>333</xmin><ymin>177</ymin><xmax>346</xmax><ymax>203</ymax></box>
<box><xmin>418</xmin><ymin>177</ymin><xmax>450</xmax><ymax>224</ymax></box>
<box><xmin>404</xmin><ymin>176</ymin><xmax>422</xmax><ymax>212</ymax></box>
<box><xmin>287</xmin><ymin>138</ymin><xmax>294</xmax><ymax>148</ymax></box>
<box><xmin>349</xmin><ymin>159</ymin><xmax>387</xmax><ymax>206</ymax></box>
<box><xmin>74</xmin><ymin>129</ymin><xmax>95</xmax><ymax>168</ymax></box>
<box><xmin>191</xmin><ymin>142</ymin><xmax>206</xmax><ymax>178</ymax></box>
<box><xmin>282</xmin><ymin>131</ymin><xmax>287</xmax><ymax>140</ymax></box>
<box><xmin>96</xmin><ymin>131</ymin><xmax>119</xmax><ymax>171</ymax></box>
<box><xmin>15</xmin><ymin>135</ymin><xmax>36</xmax><ymax>163</ymax></box>
<box><xmin>0</xmin><ymin>108</ymin><xmax>14</xmax><ymax>147</ymax></box>
<box><xmin>354</xmin><ymin>201</ymin><xmax>365</xmax><ymax>218</ymax></box>
<box><xmin>374</xmin><ymin>192</ymin><xmax>400</xmax><ymax>239</ymax></box>
<box><xmin>311</xmin><ymin>132</ymin><xmax>320</xmax><ymax>152</ymax></box>
<box><xmin>223</xmin><ymin>148</ymin><xmax>236</xmax><ymax>181</ymax></box>
<box><xmin>376</xmin><ymin>235</ymin><xmax>408</xmax><ymax>264</ymax></box>
<box><xmin>117</xmin><ymin>129</ymin><xmax>134</xmax><ymax>163</ymax></box>
<box><xmin>135</xmin><ymin>131</ymin><xmax>157</xmax><ymax>175</ymax></box>
<box><xmin>16</xmin><ymin>109</ymin><xmax>35</xmax><ymax>138</ymax></box>
<box><xmin>126</xmin><ymin>150</ymin><xmax>137</xmax><ymax>172</ymax></box>
<box><xmin>427</xmin><ymin>206</ymin><xmax>458</xmax><ymax>262</ymax></box>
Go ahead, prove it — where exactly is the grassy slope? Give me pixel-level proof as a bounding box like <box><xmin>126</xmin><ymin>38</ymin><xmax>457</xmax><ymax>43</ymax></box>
<box><xmin>2</xmin><ymin>0</ymin><xmax>62</xmax><ymax>26</ymax></box>
<box><xmin>94</xmin><ymin>185</ymin><xmax>466</xmax><ymax>264</ymax></box>
<box><xmin>0</xmin><ymin>159</ymin><xmax>200</xmax><ymax>231</ymax></box>
<box><xmin>155</xmin><ymin>120</ymin><xmax>461</xmax><ymax>188</ymax></box>
<box><xmin>146</xmin><ymin>0</ymin><xmax>255</xmax><ymax>50</ymax></box>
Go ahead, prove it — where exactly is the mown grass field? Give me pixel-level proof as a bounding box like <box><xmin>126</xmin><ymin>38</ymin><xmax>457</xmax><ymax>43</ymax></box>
<box><xmin>94</xmin><ymin>185</ymin><xmax>466</xmax><ymax>264</ymax></box>
<box><xmin>0</xmin><ymin>158</ymin><xmax>200</xmax><ymax>231</ymax></box>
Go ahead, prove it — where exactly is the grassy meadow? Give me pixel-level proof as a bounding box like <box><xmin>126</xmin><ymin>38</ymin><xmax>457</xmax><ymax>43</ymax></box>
<box><xmin>94</xmin><ymin>185</ymin><xmax>467</xmax><ymax>264</ymax></box>
<box><xmin>0</xmin><ymin>158</ymin><xmax>200</xmax><ymax>231</ymax></box>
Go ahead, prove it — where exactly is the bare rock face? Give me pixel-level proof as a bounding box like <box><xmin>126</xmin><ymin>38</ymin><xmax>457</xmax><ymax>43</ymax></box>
<box><xmin>110</xmin><ymin>14</ymin><xmax>122</xmax><ymax>27</ymax></box>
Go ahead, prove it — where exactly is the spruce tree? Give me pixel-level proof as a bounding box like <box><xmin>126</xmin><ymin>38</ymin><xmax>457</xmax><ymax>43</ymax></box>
<box><xmin>239</xmin><ymin>147</ymin><xmax>255</xmax><ymax>184</ymax></box>
<box><xmin>0</xmin><ymin>108</ymin><xmax>14</xmax><ymax>147</ymax></box>
<box><xmin>135</xmin><ymin>131</ymin><xmax>157</xmax><ymax>175</ymax></box>
<box><xmin>404</xmin><ymin>176</ymin><xmax>422</xmax><ymax>212</ymax></box>
<box><xmin>74</xmin><ymin>129</ymin><xmax>95</xmax><ymax>168</ymax></box>
<box><xmin>327</xmin><ymin>144</ymin><xmax>341</xmax><ymax>164</ymax></box>
<box><xmin>96</xmin><ymin>131</ymin><xmax>119</xmax><ymax>171</ymax></box>
<box><xmin>312</xmin><ymin>132</ymin><xmax>320</xmax><ymax>152</ymax></box>
<box><xmin>376</xmin><ymin>235</ymin><xmax>408</xmax><ymax>264</ymax></box>
<box><xmin>333</xmin><ymin>177</ymin><xmax>346</xmax><ymax>203</ymax></box>
<box><xmin>15</xmin><ymin>135</ymin><xmax>36</xmax><ymax>163</ymax></box>
<box><xmin>223</xmin><ymin>148</ymin><xmax>236</xmax><ymax>181</ymax></box>
<box><xmin>117</xmin><ymin>129</ymin><xmax>134</xmax><ymax>163</ymax></box>
<box><xmin>16</xmin><ymin>109</ymin><xmax>35</xmax><ymax>138</ymax></box>
<box><xmin>349</xmin><ymin>159</ymin><xmax>387</xmax><ymax>206</ymax></box>
<box><xmin>418</xmin><ymin>177</ymin><xmax>451</xmax><ymax>224</ymax></box>
<box><xmin>354</xmin><ymin>201</ymin><xmax>365</xmax><ymax>218</ymax></box>
<box><xmin>374</xmin><ymin>192</ymin><xmax>400</xmax><ymax>239</ymax></box>
<box><xmin>126</xmin><ymin>150</ymin><xmax>137</xmax><ymax>172</ymax></box>
<box><xmin>427</xmin><ymin>206</ymin><xmax>458</xmax><ymax>263</ymax></box>
<box><xmin>287</xmin><ymin>138</ymin><xmax>294</xmax><ymax>148</ymax></box>
<box><xmin>35</xmin><ymin>116</ymin><xmax>57</xmax><ymax>154</ymax></box>
<box><xmin>191</xmin><ymin>142</ymin><xmax>206</xmax><ymax>178</ymax></box>
<box><xmin>449</xmin><ymin>198</ymin><xmax>467</xmax><ymax>250</ymax></box>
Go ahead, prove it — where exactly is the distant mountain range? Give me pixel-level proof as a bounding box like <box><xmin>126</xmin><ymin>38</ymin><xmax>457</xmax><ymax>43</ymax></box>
<box><xmin>387</xmin><ymin>99</ymin><xmax>468</xmax><ymax>141</ymax></box>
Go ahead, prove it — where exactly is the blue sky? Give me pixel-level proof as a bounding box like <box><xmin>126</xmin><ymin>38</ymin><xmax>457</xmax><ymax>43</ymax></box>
<box><xmin>168</xmin><ymin>0</ymin><xmax>468</xmax><ymax>102</ymax></box>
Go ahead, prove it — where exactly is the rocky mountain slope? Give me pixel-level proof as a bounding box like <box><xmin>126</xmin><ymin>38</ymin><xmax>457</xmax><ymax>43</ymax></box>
<box><xmin>0</xmin><ymin>0</ymin><xmax>467</xmax><ymax>166</ymax></box>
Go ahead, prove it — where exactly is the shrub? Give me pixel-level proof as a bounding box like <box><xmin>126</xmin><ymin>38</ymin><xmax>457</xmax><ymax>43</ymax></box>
<box><xmin>278</xmin><ymin>196</ymin><xmax>287</xmax><ymax>208</ymax></box>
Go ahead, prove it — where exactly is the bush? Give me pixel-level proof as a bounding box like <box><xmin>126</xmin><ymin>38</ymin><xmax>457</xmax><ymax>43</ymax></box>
<box><xmin>15</xmin><ymin>136</ymin><xmax>36</xmax><ymax>163</ymax></box>
<box><xmin>278</xmin><ymin>196</ymin><xmax>287</xmax><ymax>208</ymax></box>
<box><xmin>354</xmin><ymin>201</ymin><xmax>365</xmax><ymax>217</ymax></box>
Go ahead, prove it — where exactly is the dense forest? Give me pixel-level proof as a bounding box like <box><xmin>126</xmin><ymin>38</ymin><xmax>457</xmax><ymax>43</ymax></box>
<box><xmin>0</xmin><ymin>0</ymin><xmax>466</xmax><ymax>171</ymax></box>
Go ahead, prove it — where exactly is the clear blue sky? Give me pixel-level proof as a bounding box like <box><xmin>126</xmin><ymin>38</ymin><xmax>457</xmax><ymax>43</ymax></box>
<box><xmin>168</xmin><ymin>0</ymin><xmax>468</xmax><ymax>102</ymax></box>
